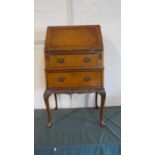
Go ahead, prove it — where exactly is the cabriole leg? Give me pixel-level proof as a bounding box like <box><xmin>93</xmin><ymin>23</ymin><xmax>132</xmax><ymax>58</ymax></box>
<box><xmin>43</xmin><ymin>90</ymin><xmax>52</xmax><ymax>128</ymax></box>
<box><xmin>95</xmin><ymin>92</ymin><xmax>99</xmax><ymax>108</ymax></box>
<box><xmin>99</xmin><ymin>90</ymin><xmax>106</xmax><ymax>127</ymax></box>
<box><xmin>54</xmin><ymin>93</ymin><xmax>58</xmax><ymax>110</ymax></box>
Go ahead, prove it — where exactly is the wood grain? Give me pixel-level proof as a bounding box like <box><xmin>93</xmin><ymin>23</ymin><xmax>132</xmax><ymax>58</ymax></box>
<box><xmin>46</xmin><ymin>71</ymin><xmax>103</xmax><ymax>88</ymax></box>
<box><xmin>43</xmin><ymin>25</ymin><xmax>105</xmax><ymax>127</ymax></box>
<box><xmin>45</xmin><ymin>53</ymin><xmax>101</xmax><ymax>68</ymax></box>
<box><xmin>45</xmin><ymin>25</ymin><xmax>103</xmax><ymax>52</ymax></box>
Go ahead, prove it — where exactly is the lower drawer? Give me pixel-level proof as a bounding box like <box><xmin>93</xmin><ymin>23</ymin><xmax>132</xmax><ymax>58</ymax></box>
<box><xmin>46</xmin><ymin>71</ymin><xmax>103</xmax><ymax>88</ymax></box>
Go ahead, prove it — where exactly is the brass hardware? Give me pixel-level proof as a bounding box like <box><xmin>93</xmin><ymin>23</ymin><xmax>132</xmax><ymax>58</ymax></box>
<box><xmin>58</xmin><ymin>77</ymin><xmax>65</xmax><ymax>82</ymax></box>
<box><xmin>83</xmin><ymin>77</ymin><xmax>91</xmax><ymax>81</ymax></box>
<box><xmin>83</xmin><ymin>57</ymin><xmax>91</xmax><ymax>63</ymax></box>
<box><xmin>57</xmin><ymin>58</ymin><xmax>64</xmax><ymax>64</ymax></box>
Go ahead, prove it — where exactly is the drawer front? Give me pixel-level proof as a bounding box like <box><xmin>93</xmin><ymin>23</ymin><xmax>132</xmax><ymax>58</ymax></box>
<box><xmin>45</xmin><ymin>54</ymin><xmax>98</xmax><ymax>68</ymax></box>
<box><xmin>46</xmin><ymin>71</ymin><xmax>103</xmax><ymax>88</ymax></box>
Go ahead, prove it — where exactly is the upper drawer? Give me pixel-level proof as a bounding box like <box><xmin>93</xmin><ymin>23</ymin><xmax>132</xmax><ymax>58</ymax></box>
<box><xmin>45</xmin><ymin>53</ymin><xmax>103</xmax><ymax>68</ymax></box>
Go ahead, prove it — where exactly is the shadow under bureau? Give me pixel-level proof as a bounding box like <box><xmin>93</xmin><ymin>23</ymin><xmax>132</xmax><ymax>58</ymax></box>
<box><xmin>43</xmin><ymin>25</ymin><xmax>106</xmax><ymax>127</ymax></box>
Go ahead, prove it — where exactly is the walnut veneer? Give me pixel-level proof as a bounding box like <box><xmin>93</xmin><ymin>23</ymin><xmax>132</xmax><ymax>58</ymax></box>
<box><xmin>43</xmin><ymin>25</ymin><xmax>106</xmax><ymax>127</ymax></box>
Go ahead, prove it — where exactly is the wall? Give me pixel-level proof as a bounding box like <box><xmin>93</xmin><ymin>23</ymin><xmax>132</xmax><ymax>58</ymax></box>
<box><xmin>34</xmin><ymin>0</ymin><xmax>121</xmax><ymax>109</ymax></box>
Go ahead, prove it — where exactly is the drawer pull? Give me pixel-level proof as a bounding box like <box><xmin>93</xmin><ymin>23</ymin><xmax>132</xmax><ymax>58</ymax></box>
<box><xmin>83</xmin><ymin>77</ymin><xmax>91</xmax><ymax>82</ymax></box>
<box><xmin>83</xmin><ymin>57</ymin><xmax>91</xmax><ymax>63</ymax></box>
<box><xmin>57</xmin><ymin>58</ymin><xmax>64</xmax><ymax>64</ymax></box>
<box><xmin>58</xmin><ymin>77</ymin><xmax>65</xmax><ymax>82</ymax></box>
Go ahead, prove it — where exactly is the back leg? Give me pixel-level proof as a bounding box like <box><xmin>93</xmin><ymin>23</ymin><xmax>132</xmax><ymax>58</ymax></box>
<box><xmin>95</xmin><ymin>92</ymin><xmax>99</xmax><ymax>108</ymax></box>
<box><xmin>54</xmin><ymin>93</ymin><xmax>58</xmax><ymax>110</ymax></box>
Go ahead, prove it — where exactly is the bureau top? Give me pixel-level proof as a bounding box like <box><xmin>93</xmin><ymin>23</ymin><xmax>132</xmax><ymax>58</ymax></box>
<box><xmin>45</xmin><ymin>25</ymin><xmax>103</xmax><ymax>52</ymax></box>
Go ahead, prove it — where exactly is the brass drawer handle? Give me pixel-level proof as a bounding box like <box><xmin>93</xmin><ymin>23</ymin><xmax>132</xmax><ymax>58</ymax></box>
<box><xmin>83</xmin><ymin>77</ymin><xmax>91</xmax><ymax>82</ymax></box>
<box><xmin>83</xmin><ymin>57</ymin><xmax>91</xmax><ymax>63</ymax></box>
<box><xmin>57</xmin><ymin>58</ymin><xmax>64</xmax><ymax>64</ymax></box>
<box><xmin>58</xmin><ymin>77</ymin><xmax>65</xmax><ymax>82</ymax></box>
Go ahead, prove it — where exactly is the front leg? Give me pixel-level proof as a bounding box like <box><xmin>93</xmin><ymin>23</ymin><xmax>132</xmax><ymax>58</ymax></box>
<box><xmin>43</xmin><ymin>90</ymin><xmax>52</xmax><ymax>127</ymax></box>
<box><xmin>99</xmin><ymin>89</ymin><xmax>106</xmax><ymax>127</ymax></box>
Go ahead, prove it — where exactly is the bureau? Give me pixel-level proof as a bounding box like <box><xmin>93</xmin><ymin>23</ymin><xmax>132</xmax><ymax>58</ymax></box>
<box><xmin>43</xmin><ymin>25</ymin><xmax>106</xmax><ymax>127</ymax></box>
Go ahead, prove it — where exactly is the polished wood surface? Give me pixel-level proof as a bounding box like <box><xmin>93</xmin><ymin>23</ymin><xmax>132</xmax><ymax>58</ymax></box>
<box><xmin>45</xmin><ymin>53</ymin><xmax>102</xmax><ymax>68</ymax></box>
<box><xmin>43</xmin><ymin>25</ymin><xmax>106</xmax><ymax>127</ymax></box>
<box><xmin>46</xmin><ymin>71</ymin><xmax>103</xmax><ymax>88</ymax></box>
<box><xmin>45</xmin><ymin>25</ymin><xmax>103</xmax><ymax>52</ymax></box>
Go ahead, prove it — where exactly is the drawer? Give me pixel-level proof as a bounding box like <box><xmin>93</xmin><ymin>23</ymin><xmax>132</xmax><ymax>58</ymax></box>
<box><xmin>46</xmin><ymin>71</ymin><xmax>103</xmax><ymax>88</ymax></box>
<box><xmin>45</xmin><ymin>54</ymin><xmax>98</xmax><ymax>68</ymax></box>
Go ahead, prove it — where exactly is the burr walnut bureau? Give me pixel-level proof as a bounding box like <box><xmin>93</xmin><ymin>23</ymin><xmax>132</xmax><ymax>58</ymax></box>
<box><xmin>43</xmin><ymin>25</ymin><xmax>106</xmax><ymax>127</ymax></box>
